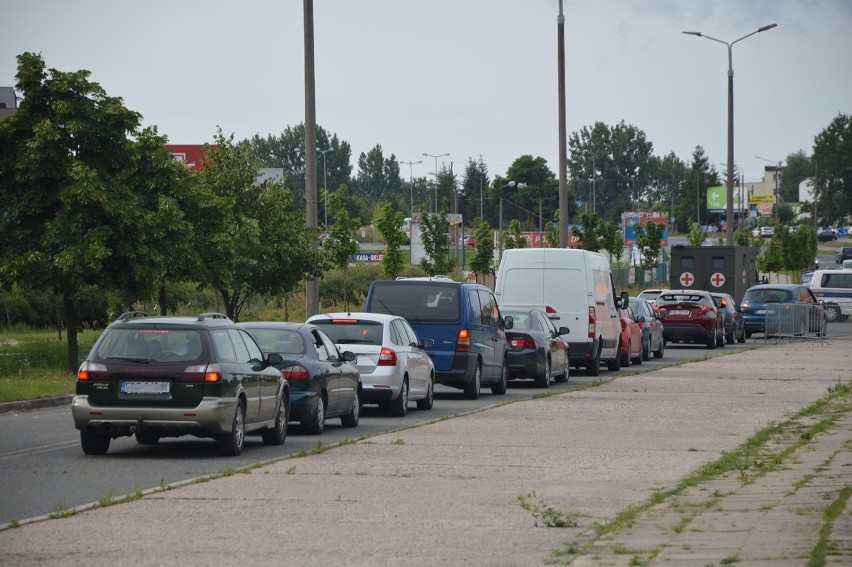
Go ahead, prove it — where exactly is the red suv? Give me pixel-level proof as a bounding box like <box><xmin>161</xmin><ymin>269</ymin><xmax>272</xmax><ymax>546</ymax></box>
<box><xmin>654</xmin><ymin>290</ymin><xmax>725</xmax><ymax>349</ymax></box>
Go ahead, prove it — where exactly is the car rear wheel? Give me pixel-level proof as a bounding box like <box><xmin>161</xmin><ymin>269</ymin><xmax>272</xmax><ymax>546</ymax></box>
<box><xmin>464</xmin><ymin>364</ymin><xmax>481</xmax><ymax>400</ymax></box>
<box><xmin>262</xmin><ymin>396</ymin><xmax>288</xmax><ymax>445</ymax></box>
<box><xmin>389</xmin><ymin>379</ymin><xmax>409</xmax><ymax>417</ymax></box>
<box><xmin>554</xmin><ymin>355</ymin><xmax>569</xmax><ymax>383</ymax></box>
<box><xmin>653</xmin><ymin>338</ymin><xmax>665</xmax><ymax>359</ymax></box>
<box><xmin>620</xmin><ymin>341</ymin><xmax>631</xmax><ymax>367</ymax></box>
<box><xmin>217</xmin><ymin>402</ymin><xmax>246</xmax><ymax>456</ymax></box>
<box><xmin>737</xmin><ymin>325</ymin><xmax>746</xmax><ymax>343</ymax></box>
<box><xmin>341</xmin><ymin>389</ymin><xmax>360</xmax><ymax>427</ymax></box>
<box><xmin>607</xmin><ymin>342</ymin><xmax>622</xmax><ymax>371</ymax></box>
<box><xmin>585</xmin><ymin>344</ymin><xmax>601</xmax><ymax>376</ymax></box>
<box><xmin>825</xmin><ymin>304</ymin><xmax>841</xmax><ymax>322</ymax></box>
<box><xmin>535</xmin><ymin>356</ymin><xmax>551</xmax><ymax>388</ymax></box>
<box><xmin>641</xmin><ymin>336</ymin><xmax>650</xmax><ymax>361</ymax></box>
<box><xmin>416</xmin><ymin>374</ymin><xmax>435</xmax><ymax>410</ymax></box>
<box><xmin>80</xmin><ymin>430</ymin><xmax>110</xmax><ymax>455</ymax></box>
<box><xmin>304</xmin><ymin>395</ymin><xmax>326</xmax><ymax>435</ymax></box>
<box><xmin>491</xmin><ymin>358</ymin><xmax>508</xmax><ymax>395</ymax></box>
<box><xmin>707</xmin><ymin>327</ymin><xmax>717</xmax><ymax>349</ymax></box>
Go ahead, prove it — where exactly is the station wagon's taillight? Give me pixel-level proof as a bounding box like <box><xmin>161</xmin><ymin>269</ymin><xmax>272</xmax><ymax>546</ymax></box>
<box><xmin>456</xmin><ymin>329</ymin><xmax>471</xmax><ymax>352</ymax></box>
<box><xmin>77</xmin><ymin>361</ymin><xmax>108</xmax><ymax>381</ymax></box>
<box><xmin>182</xmin><ymin>363</ymin><xmax>221</xmax><ymax>383</ymax></box>
<box><xmin>378</xmin><ymin>347</ymin><xmax>398</xmax><ymax>366</ymax></box>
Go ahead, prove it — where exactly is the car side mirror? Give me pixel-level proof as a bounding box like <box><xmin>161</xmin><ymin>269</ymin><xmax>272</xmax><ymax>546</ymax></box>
<box><xmin>635</xmin><ymin>315</ymin><xmax>645</xmax><ymax>324</ymax></box>
<box><xmin>503</xmin><ymin>315</ymin><xmax>513</xmax><ymax>330</ymax></box>
<box><xmin>619</xmin><ymin>291</ymin><xmax>629</xmax><ymax>309</ymax></box>
<box><xmin>558</xmin><ymin>326</ymin><xmax>570</xmax><ymax>336</ymax></box>
<box><xmin>421</xmin><ymin>338</ymin><xmax>434</xmax><ymax>349</ymax></box>
<box><xmin>266</xmin><ymin>352</ymin><xmax>283</xmax><ymax>366</ymax></box>
<box><xmin>340</xmin><ymin>350</ymin><xmax>356</xmax><ymax>362</ymax></box>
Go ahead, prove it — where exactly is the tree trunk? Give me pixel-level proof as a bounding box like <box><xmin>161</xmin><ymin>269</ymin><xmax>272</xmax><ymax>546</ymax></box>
<box><xmin>63</xmin><ymin>295</ymin><xmax>78</xmax><ymax>375</ymax></box>
<box><xmin>159</xmin><ymin>283</ymin><xmax>167</xmax><ymax>316</ymax></box>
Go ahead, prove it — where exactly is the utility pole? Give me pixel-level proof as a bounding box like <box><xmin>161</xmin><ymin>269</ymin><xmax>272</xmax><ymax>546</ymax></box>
<box><xmin>556</xmin><ymin>0</ymin><xmax>568</xmax><ymax>248</ymax></box>
<box><xmin>303</xmin><ymin>0</ymin><xmax>319</xmax><ymax>316</ymax></box>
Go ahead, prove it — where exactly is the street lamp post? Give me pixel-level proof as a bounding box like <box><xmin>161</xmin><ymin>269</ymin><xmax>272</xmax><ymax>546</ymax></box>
<box><xmin>422</xmin><ymin>152</ymin><xmax>449</xmax><ymax>213</ymax></box>
<box><xmin>755</xmin><ymin>155</ymin><xmax>783</xmax><ymax>224</ymax></box>
<box><xmin>400</xmin><ymin>160</ymin><xmax>422</xmax><ymax>216</ymax></box>
<box><xmin>684</xmin><ymin>23</ymin><xmax>777</xmax><ymax>246</ymax></box>
<box><xmin>316</xmin><ymin>147</ymin><xmax>332</xmax><ymax>227</ymax></box>
<box><xmin>582</xmin><ymin>149</ymin><xmax>596</xmax><ymax>214</ymax></box>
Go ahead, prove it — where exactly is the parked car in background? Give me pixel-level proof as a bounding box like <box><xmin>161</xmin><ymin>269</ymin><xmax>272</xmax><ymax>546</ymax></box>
<box><xmin>617</xmin><ymin>299</ymin><xmax>643</xmax><ymax>367</ymax></box>
<box><xmin>73</xmin><ymin>312</ymin><xmax>289</xmax><ymax>456</ymax></box>
<box><xmin>655</xmin><ymin>290</ymin><xmax>725</xmax><ymax>349</ymax></box>
<box><xmin>628</xmin><ymin>297</ymin><xmax>665</xmax><ymax>360</ymax></box>
<box><xmin>836</xmin><ymin>247</ymin><xmax>852</xmax><ymax>265</ymax></box>
<box><xmin>365</xmin><ymin>277</ymin><xmax>511</xmax><ymax>400</ymax></box>
<box><xmin>500</xmin><ymin>307</ymin><xmax>569</xmax><ymax>388</ymax></box>
<box><xmin>710</xmin><ymin>292</ymin><xmax>746</xmax><ymax>344</ymax></box>
<box><xmin>817</xmin><ymin>229</ymin><xmax>838</xmax><ymax>242</ymax></box>
<box><xmin>803</xmin><ymin>269</ymin><xmax>852</xmax><ymax>323</ymax></box>
<box><xmin>740</xmin><ymin>284</ymin><xmax>827</xmax><ymax>338</ymax></box>
<box><xmin>242</xmin><ymin>322</ymin><xmax>361</xmax><ymax>435</ymax></box>
<box><xmin>306</xmin><ymin>313</ymin><xmax>435</xmax><ymax>416</ymax></box>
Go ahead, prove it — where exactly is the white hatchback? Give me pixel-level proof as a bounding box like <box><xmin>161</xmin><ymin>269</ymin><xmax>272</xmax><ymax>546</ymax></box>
<box><xmin>306</xmin><ymin>313</ymin><xmax>435</xmax><ymax>417</ymax></box>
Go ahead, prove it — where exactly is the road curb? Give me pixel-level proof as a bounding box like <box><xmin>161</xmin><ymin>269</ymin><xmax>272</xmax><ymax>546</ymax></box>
<box><xmin>0</xmin><ymin>395</ymin><xmax>73</xmax><ymax>415</ymax></box>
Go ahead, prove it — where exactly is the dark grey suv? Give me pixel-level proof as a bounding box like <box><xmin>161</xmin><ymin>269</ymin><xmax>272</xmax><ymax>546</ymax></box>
<box><xmin>72</xmin><ymin>312</ymin><xmax>289</xmax><ymax>456</ymax></box>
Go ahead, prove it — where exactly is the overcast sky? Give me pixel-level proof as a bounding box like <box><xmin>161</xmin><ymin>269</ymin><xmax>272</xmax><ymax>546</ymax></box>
<box><xmin>3</xmin><ymin>0</ymin><xmax>850</xmax><ymax>184</ymax></box>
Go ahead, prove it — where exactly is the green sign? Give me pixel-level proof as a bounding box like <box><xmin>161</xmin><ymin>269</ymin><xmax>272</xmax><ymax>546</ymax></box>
<box><xmin>706</xmin><ymin>186</ymin><xmax>727</xmax><ymax>212</ymax></box>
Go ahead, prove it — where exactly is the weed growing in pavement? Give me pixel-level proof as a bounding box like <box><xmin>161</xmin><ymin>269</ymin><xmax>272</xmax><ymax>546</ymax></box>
<box><xmin>671</xmin><ymin>516</ymin><xmax>692</xmax><ymax>533</ymax></box>
<box><xmin>286</xmin><ymin>466</ymin><xmax>296</xmax><ymax>475</ymax></box>
<box><xmin>95</xmin><ymin>489</ymin><xmax>142</xmax><ymax>509</ymax></box>
<box><xmin>720</xmin><ymin>553</ymin><xmax>740</xmax><ymax>564</ymax></box>
<box><xmin>517</xmin><ymin>492</ymin><xmax>578</xmax><ymax>528</ymax></box>
<box><xmin>159</xmin><ymin>479</ymin><xmax>170</xmax><ymax>491</ymax></box>
<box><xmin>809</xmin><ymin>485</ymin><xmax>851</xmax><ymax>567</ymax></box>
<box><xmin>8</xmin><ymin>519</ymin><xmax>20</xmax><ymax>528</ymax></box>
<box><xmin>48</xmin><ymin>501</ymin><xmax>76</xmax><ymax>519</ymax></box>
<box><xmin>390</xmin><ymin>438</ymin><xmax>406</xmax><ymax>445</ymax></box>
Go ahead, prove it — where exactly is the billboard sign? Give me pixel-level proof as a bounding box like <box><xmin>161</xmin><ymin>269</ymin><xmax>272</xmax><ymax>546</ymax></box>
<box><xmin>621</xmin><ymin>211</ymin><xmax>669</xmax><ymax>247</ymax></box>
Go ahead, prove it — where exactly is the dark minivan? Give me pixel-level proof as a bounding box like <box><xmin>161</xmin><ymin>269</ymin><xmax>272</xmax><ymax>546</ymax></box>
<box><xmin>365</xmin><ymin>277</ymin><xmax>511</xmax><ymax>400</ymax></box>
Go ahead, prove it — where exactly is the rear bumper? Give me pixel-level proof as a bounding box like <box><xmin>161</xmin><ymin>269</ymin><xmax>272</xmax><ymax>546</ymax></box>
<box><xmin>71</xmin><ymin>395</ymin><xmax>236</xmax><ymax>437</ymax></box>
<box><xmin>567</xmin><ymin>339</ymin><xmax>598</xmax><ymax>364</ymax></box>
<box><xmin>507</xmin><ymin>350</ymin><xmax>541</xmax><ymax>378</ymax></box>
<box><xmin>435</xmin><ymin>352</ymin><xmax>478</xmax><ymax>388</ymax></box>
<box><xmin>289</xmin><ymin>390</ymin><xmax>320</xmax><ymax>422</ymax></box>
<box><xmin>358</xmin><ymin>366</ymin><xmax>403</xmax><ymax>403</ymax></box>
<box><xmin>663</xmin><ymin>324</ymin><xmax>713</xmax><ymax>341</ymax></box>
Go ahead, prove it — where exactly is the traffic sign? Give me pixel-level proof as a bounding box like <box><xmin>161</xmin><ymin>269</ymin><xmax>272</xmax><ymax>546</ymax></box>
<box><xmin>679</xmin><ymin>272</ymin><xmax>695</xmax><ymax>287</ymax></box>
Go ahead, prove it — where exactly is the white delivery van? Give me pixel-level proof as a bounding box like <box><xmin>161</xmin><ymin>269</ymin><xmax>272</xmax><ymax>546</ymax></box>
<box><xmin>495</xmin><ymin>248</ymin><xmax>621</xmax><ymax>376</ymax></box>
<box><xmin>807</xmin><ymin>268</ymin><xmax>852</xmax><ymax>322</ymax></box>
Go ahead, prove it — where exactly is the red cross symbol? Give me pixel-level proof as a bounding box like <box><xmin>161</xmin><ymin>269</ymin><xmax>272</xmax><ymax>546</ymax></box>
<box><xmin>710</xmin><ymin>272</ymin><xmax>726</xmax><ymax>287</ymax></box>
<box><xmin>679</xmin><ymin>272</ymin><xmax>694</xmax><ymax>287</ymax></box>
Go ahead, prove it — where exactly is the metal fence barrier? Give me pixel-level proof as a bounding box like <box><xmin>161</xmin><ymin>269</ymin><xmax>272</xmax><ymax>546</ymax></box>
<box><xmin>763</xmin><ymin>303</ymin><xmax>828</xmax><ymax>341</ymax></box>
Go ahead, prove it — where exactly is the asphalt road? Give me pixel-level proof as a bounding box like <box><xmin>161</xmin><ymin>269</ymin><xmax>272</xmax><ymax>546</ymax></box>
<box><xmin>0</xmin><ymin>338</ymin><xmax>763</xmax><ymax>525</ymax></box>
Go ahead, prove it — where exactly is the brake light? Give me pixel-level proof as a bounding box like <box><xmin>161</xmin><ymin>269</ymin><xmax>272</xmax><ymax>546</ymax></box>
<box><xmin>331</xmin><ymin>319</ymin><xmax>358</xmax><ymax>324</ymax></box>
<box><xmin>378</xmin><ymin>347</ymin><xmax>398</xmax><ymax>366</ymax></box>
<box><xmin>588</xmin><ymin>307</ymin><xmax>596</xmax><ymax>340</ymax></box>
<box><xmin>77</xmin><ymin>361</ymin><xmax>108</xmax><ymax>381</ymax></box>
<box><xmin>456</xmin><ymin>329</ymin><xmax>471</xmax><ymax>352</ymax></box>
<box><xmin>545</xmin><ymin>305</ymin><xmax>557</xmax><ymax>314</ymax></box>
<box><xmin>509</xmin><ymin>336</ymin><xmax>536</xmax><ymax>350</ymax></box>
<box><xmin>281</xmin><ymin>365</ymin><xmax>309</xmax><ymax>381</ymax></box>
<box><xmin>698</xmin><ymin>306</ymin><xmax>710</xmax><ymax>315</ymax></box>
<box><xmin>182</xmin><ymin>363</ymin><xmax>221</xmax><ymax>383</ymax></box>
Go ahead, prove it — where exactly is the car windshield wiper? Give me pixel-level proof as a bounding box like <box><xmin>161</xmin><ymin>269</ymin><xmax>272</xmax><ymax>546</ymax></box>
<box><xmin>106</xmin><ymin>356</ymin><xmax>151</xmax><ymax>364</ymax></box>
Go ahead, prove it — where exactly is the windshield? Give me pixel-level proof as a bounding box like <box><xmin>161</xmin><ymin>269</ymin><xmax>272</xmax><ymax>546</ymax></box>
<box><xmin>743</xmin><ymin>289</ymin><xmax>793</xmax><ymax>303</ymax></box>
<box><xmin>657</xmin><ymin>293</ymin><xmax>707</xmax><ymax>305</ymax></box>
<box><xmin>501</xmin><ymin>311</ymin><xmax>533</xmax><ymax>330</ymax></box>
<box><xmin>369</xmin><ymin>283</ymin><xmax>461</xmax><ymax>323</ymax></box>
<box><xmin>95</xmin><ymin>328</ymin><xmax>204</xmax><ymax>363</ymax></box>
<box><xmin>311</xmin><ymin>320</ymin><xmax>383</xmax><ymax>345</ymax></box>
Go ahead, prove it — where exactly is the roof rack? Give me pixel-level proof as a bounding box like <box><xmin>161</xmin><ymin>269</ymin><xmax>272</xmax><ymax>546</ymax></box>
<box><xmin>197</xmin><ymin>312</ymin><xmax>231</xmax><ymax>322</ymax></box>
<box><xmin>117</xmin><ymin>311</ymin><xmax>149</xmax><ymax>321</ymax></box>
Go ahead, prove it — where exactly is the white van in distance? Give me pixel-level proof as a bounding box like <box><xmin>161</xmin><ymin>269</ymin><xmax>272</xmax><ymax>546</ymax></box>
<box><xmin>494</xmin><ymin>248</ymin><xmax>621</xmax><ymax>376</ymax></box>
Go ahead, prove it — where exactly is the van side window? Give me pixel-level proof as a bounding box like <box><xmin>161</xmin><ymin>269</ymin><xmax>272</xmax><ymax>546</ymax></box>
<box><xmin>478</xmin><ymin>290</ymin><xmax>497</xmax><ymax>325</ymax></box>
<box><xmin>711</xmin><ymin>256</ymin><xmax>725</xmax><ymax>269</ymax></box>
<box><xmin>468</xmin><ymin>289</ymin><xmax>482</xmax><ymax>325</ymax></box>
<box><xmin>681</xmin><ymin>256</ymin><xmax>694</xmax><ymax>269</ymax></box>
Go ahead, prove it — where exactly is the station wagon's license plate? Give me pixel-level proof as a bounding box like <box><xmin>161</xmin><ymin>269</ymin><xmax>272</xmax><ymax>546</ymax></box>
<box><xmin>121</xmin><ymin>381</ymin><xmax>170</xmax><ymax>395</ymax></box>
<box><xmin>756</xmin><ymin>309</ymin><xmax>765</xmax><ymax>315</ymax></box>
<box><xmin>669</xmin><ymin>310</ymin><xmax>690</xmax><ymax>316</ymax></box>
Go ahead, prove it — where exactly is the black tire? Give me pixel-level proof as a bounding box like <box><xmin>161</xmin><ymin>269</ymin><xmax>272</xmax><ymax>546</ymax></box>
<box><xmin>737</xmin><ymin>325</ymin><xmax>746</xmax><ymax>343</ymax></box>
<box><xmin>707</xmin><ymin>327</ymin><xmax>717</xmax><ymax>349</ymax></box>
<box><xmin>491</xmin><ymin>359</ymin><xmax>508</xmax><ymax>395</ymax></box>
<box><xmin>621</xmin><ymin>341</ymin><xmax>631</xmax><ymax>367</ymax></box>
<box><xmin>464</xmin><ymin>363</ymin><xmax>481</xmax><ymax>400</ymax></box>
<box><xmin>534</xmin><ymin>356</ymin><xmax>551</xmax><ymax>388</ymax></box>
<box><xmin>416</xmin><ymin>374</ymin><xmax>435</xmax><ymax>410</ymax></box>
<box><xmin>341</xmin><ymin>389</ymin><xmax>360</xmax><ymax>428</ymax></box>
<box><xmin>217</xmin><ymin>402</ymin><xmax>246</xmax><ymax>456</ymax></box>
<box><xmin>585</xmin><ymin>344</ymin><xmax>601</xmax><ymax>376</ymax></box>
<box><xmin>632</xmin><ymin>344</ymin><xmax>642</xmax><ymax>366</ymax></box>
<box><xmin>80</xmin><ymin>430</ymin><xmax>110</xmax><ymax>455</ymax></box>
<box><xmin>554</xmin><ymin>355</ymin><xmax>569</xmax><ymax>383</ymax></box>
<box><xmin>389</xmin><ymin>379</ymin><xmax>409</xmax><ymax>417</ymax></box>
<box><xmin>825</xmin><ymin>304</ymin><xmax>841</xmax><ymax>323</ymax></box>
<box><xmin>303</xmin><ymin>394</ymin><xmax>326</xmax><ymax>435</ymax></box>
<box><xmin>135</xmin><ymin>430</ymin><xmax>160</xmax><ymax>445</ymax></box>
<box><xmin>641</xmin><ymin>336</ymin><xmax>650</xmax><ymax>361</ymax></box>
<box><xmin>726</xmin><ymin>328</ymin><xmax>734</xmax><ymax>344</ymax></box>
<box><xmin>745</xmin><ymin>328</ymin><xmax>752</xmax><ymax>339</ymax></box>
<box><xmin>262</xmin><ymin>396</ymin><xmax>288</xmax><ymax>445</ymax></box>
<box><xmin>653</xmin><ymin>337</ymin><xmax>665</xmax><ymax>359</ymax></box>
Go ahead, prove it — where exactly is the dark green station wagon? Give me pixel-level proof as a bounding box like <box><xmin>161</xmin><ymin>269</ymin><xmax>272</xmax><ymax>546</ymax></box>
<box><xmin>72</xmin><ymin>312</ymin><xmax>289</xmax><ymax>456</ymax></box>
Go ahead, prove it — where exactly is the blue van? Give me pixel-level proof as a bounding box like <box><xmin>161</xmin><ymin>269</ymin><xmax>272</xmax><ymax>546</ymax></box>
<box><xmin>365</xmin><ymin>277</ymin><xmax>511</xmax><ymax>400</ymax></box>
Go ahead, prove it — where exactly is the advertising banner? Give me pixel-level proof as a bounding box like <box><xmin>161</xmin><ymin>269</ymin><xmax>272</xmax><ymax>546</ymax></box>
<box><xmin>621</xmin><ymin>211</ymin><xmax>669</xmax><ymax>246</ymax></box>
<box><xmin>707</xmin><ymin>186</ymin><xmax>747</xmax><ymax>213</ymax></box>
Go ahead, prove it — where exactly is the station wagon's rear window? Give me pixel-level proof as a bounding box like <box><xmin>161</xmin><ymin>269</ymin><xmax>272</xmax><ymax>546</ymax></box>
<box><xmin>95</xmin><ymin>328</ymin><xmax>204</xmax><ymax>363</ymax></box>
<box><xmin>370</xmin><ymin>283</ymin><xmax>461</xmax><ymax>322</ymax></box>
<box><xmin>312</xmin><ymin>319</ymin><xmax>383</xmax><ymax>345</ymax></box>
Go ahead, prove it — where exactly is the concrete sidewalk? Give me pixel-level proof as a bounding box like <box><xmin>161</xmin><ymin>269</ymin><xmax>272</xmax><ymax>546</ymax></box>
<box><xmin>1</xmin><ymin>339</ymin><xmax>850</xmax><ymax>566</ymax></box>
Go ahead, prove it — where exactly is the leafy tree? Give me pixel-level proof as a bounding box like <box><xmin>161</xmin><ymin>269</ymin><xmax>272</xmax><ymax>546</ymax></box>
<box><xmin>574</xmin><ymin>212</ymin><xmax>605</xmax><ymax>252</ymax></box>
<box><xmin>460</xmin><ymin>156</ymin><xmax>490</xmax><ymax>222</ymax></box>
<box><xmin>685</xmin><ymin>218</ymin><xmax>707</xmax><ymax>246</ymax></box>
<box><xmin>192</xmin><ymin>130</ymin><xmax>319</xmax><ymax>321</ymax></box>
<box><xmin>491</xmin><ymin>155</ymin><xmax>561</xmax><ymax>230</ymax></box>
<box><xmin>469</xmin><ymin>220</ymin><xmax>495</xmax><ymax>283</ymax></box>
<box><xmin>635</xmin><ymin>222</ymin><xmax>666</xmax><ymax>286</ymax></box>
<box><xmin>419</xmin><ymin>199</ymin><xmax>454</xmax><ymax>276</ymax></box>
<box><xmin>599</xmin><ymin>220</ymin><xmax>623</xmax><ymax>266</ymax></box>
<box><xmin>812</xmin><ymin>113</ymin><xmax>852</xmax><ymax>227</ymax></box>
<box><xmin>545</xmin><ymin>209</ymin><xmax>560</xmax><ymax>248</ymax></box>
<box><xmin>778</xmin><ymin>150</ymin><xmax>813</xmax><ymax>205</ymax></box>
<box><xmin>687</xmin><ymin>146</ymin><xmax>721</xmax><ymax>231</ymax></box>
<box><xmin>503</xmin><ymin>219</ymin><xmax>527</xmax><ymax>250</ymax></box>
<box><xmin>322</xmin><ymin>191</ymin><xmax>360</xmax><ymax>310</ymax></box>
<box><xmin>373</xmin><ymin>203</ymin><xmax>406</xmax><ymax>280</ymax></box>
<box><xmin>0</xmin><ymin>53</ymin><xmax>181</xmax><ymax>372</ymax></box>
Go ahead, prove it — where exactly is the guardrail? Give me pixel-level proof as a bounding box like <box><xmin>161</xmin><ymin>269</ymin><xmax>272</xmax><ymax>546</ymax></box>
<box><xmin>762</xmin><ymin>303</ymin><xmax>828</xmax><ymax>341</ymax></box>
